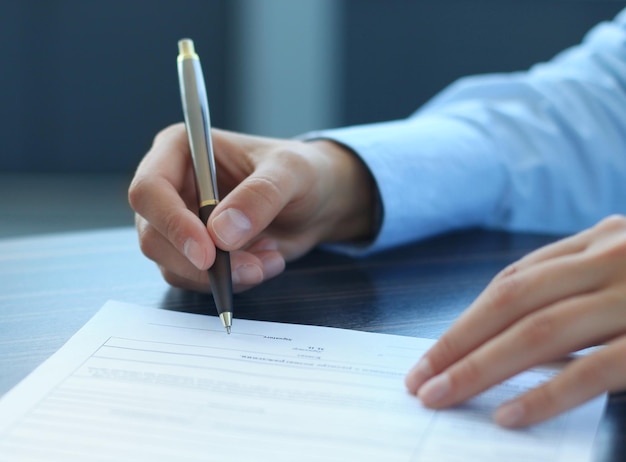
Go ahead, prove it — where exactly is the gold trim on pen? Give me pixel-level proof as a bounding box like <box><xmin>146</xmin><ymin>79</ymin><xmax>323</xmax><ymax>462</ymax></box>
<box><xmin>177</xmin><ymin>38</ymin><xmax>199</xmax><ymax>62</ymax></box>
<box><xmin>200</xmin><ymin>199</ymin><xmax>219</xmax><ymax>207</ymax></box>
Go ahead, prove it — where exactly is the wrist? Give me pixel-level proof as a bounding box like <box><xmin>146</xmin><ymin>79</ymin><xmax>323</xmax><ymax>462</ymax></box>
<box><xmin>308</xmin><ymin>139</ymin><xmax>380</xmax><ymax>244</ymax></box>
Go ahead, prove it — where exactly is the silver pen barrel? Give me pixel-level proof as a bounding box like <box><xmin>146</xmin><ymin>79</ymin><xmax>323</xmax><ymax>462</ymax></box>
<box><xmin>177</xmin><ymin>38</ymin><xmax>233</xmax><ymax>333</ymax></box>
<box><xmin>177</xmin><ymin>39</ymin><xmax>219</xmax><ymax>206</ymax></box>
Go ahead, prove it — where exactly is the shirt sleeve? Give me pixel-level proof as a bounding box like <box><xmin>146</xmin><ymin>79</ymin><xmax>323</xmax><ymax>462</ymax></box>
<box><xmin>305</xmin><ymin>9</ymin><xmax>626</xmax><ymax>255</ymax></box>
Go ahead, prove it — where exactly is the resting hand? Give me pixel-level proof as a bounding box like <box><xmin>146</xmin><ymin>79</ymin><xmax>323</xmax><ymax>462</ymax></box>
<box><xmin>405</xmin><ymin>215</ymin><xmax>626</xmax><ymax>427</ymax></box>
<box><xmin>129</xmin><ymin>123</ymin><xmax>375</xmax><ymax>293</ymax></box>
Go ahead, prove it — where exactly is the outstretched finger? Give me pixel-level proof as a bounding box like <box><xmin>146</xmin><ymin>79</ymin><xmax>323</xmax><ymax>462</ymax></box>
<box><xmin>405</xmin><ymin>251</ymin><xmax>604</xmax><ymax>393</ymax></box>
<box><xmin>494</xmin><ymin>336</ymin><xmax>626</xmax><ymax>427</ymax></box>
<box><xmin>494</xmin><ymin>232</ymin><xmax>588</xmax><ymax>282</ymax></box>
<box><xmin>494</xmin><ymin>216</ymin><xmax>626</xmax><ymax>282</ymax></box>
<box><xmin>416</xmin><ymin>289</ymin><xmax>625</xmax><ymax>410</ymax></box>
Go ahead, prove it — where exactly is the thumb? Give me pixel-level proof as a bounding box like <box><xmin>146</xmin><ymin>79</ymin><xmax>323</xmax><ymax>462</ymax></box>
<box><xmin>207</xmin><ymin>162</ymin><xmax>300</xmax><ymax>250</ymax></box>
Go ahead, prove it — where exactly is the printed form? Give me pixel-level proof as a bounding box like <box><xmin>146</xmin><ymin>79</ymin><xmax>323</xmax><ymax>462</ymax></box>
<box><xmin>0</xmin><ymin>301</ymin><xmax>605</xmax><ymax>461</ymax></box>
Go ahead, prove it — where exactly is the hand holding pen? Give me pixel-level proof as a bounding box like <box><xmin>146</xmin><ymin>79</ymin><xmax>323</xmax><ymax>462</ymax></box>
<box><xmin>128</xmin><ymin>96</ymin><xmax>377</xmax><ymax>294</ymax></box>
<box><xmin>177</xmin><ymin>39</ymin><xmax>234</xmax><ymax>332</ymax></box>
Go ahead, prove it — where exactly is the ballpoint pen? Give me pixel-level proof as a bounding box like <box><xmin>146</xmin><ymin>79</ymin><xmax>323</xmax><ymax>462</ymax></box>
<box><xmin>177</xmin><ymin>38</ymin><xmax>233</xmax><ymax>334</ymax></box>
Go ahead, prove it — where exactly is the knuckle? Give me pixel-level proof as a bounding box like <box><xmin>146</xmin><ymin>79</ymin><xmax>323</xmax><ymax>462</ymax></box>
<box><xmin>153</xmin><ymin>123</ymin><xmax>183</xmax><ymax>145</ymax></box>
<box><xmin>269</xmin><ymin>146</ymin><xmax>313</xmax><ymax>182</ymax></box>
<box><xmin>597</xmin><ymin>214</ymin><xmax>626</xmax><ymax>232</ymax></box>
<box><xmin>453</xmin><ymin>356</ymin><xmax>483</xmax><ymax>387</ymax></box>
<box><xmin>589</xmin><ymin>233</ymin><xmax>626</xmax><ymax>263</ymax></box>
<box><xmin>162</xmin><ymin>211</ymin><xmax>186</xmax><ymax>250</ymax></box>
<box><xmin>137</xmin><ymin>208</ymin><xmax>186</xmax><ymax>262</ymax></box>
<box><xmin>517</xmin><ymin>312</ymin><xmax>557</xmax><ymax>347</ymax></box>
<box><xmin>127</xmin><ymin>175</ymin><xmax>149</xmax><ymax>211</ymax></box>
<box><xmin>494</xmin><ymin>263</ymin><xmax>519</xmax><ymax>281</ymax></box>
<box><xmin>272</xmin><ymin>146</ymin><xmax>308</xmax><ymax>167</ymax></box>
<box><xmin>137</xmin><ymin>225</ymin><xmax>160</xmax><ymax>261</ymax></box>
<box><xmin>486</xmin><ymin>273</ymin><xmax>523</xmax><ymax>312</ymax></box>
<box><xmin>128</xmin><ymin>176</ymin><xmax>144</xmax><ymax>211</ymax></box>
<box><xmin>571</xmin><ymin>355</ymin><xmax>612</xmax><ymax>391</ymax></box>
<box><xmin>428</xmin><ymin>334</ymin><xmax>462</xmax><ymax>372</ymax></box>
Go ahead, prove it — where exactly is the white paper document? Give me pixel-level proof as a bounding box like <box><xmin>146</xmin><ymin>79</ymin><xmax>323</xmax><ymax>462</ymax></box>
<box><xmin>0</xmin><ymin>300</ymin><xmax>606</xmax><ymax>461</ymax></box>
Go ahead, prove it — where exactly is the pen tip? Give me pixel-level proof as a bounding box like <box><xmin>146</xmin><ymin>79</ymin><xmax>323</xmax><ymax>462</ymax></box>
<box><xmin>219</xmin><ymin>312</ymin><xmax>233</xmax><ymax>334</ymax></box>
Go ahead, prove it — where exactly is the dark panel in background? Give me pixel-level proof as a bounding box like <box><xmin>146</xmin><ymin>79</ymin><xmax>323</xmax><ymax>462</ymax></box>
<box><xmin>2</xmin><ymin>1</ymin><xmax>626</xmax><ymax>174</ymax></box>
<box><xmin>0</xmin><ymin>0</ymin><xmax>233</xmax><ymax>173</ymax></box>
<box><xmin>340</xmin><ymin>0</ymin><xmax>626</xmax><ymax>125</ymax></box>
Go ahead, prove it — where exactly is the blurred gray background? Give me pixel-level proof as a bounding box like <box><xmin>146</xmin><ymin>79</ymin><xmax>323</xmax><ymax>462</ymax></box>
<box><xmin>1</xmin><ymin>0</ymin><xmax>624</xmax><ymax>238</ymax></box>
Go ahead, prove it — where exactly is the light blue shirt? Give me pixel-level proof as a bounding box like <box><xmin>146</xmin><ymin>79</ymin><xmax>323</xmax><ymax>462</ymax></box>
<box><xmin>307</xmin><ymin>9</ymin><xmax>626</xmax><ymax>255</ymax></box>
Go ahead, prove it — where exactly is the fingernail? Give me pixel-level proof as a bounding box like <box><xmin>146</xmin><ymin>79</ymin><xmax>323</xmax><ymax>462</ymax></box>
<box><xmin>232</xmin><ymin>264</ymin><xmax>263</xmax><ymax>286</ymax></box>
<box><xmin>495</xmin><ymin>402</ymin><xmax>525</xmax><ymax>427</ymax></box>
<box><xmin>418</xmin><ymin>373</ymin><xmax>450</xmax><ymax>405</ymax></box>
<box><xmin>406</xmin><ymin>357</ymin><xmax>434</xmax><ymax>393</ymax></box>
<box><xmin>183</xmin><ymin>239</ymin><xmax>205</xmax><ymax>270</ymax></box>
<box><xmin>261</xmin><ymin>253</ymin><xmax>285</xmax><ymax>279</ymax></box>
<box><xmin>212</xmin><ymin>208</ymin><xmax>252</xmax><ymax>247</ymax></box>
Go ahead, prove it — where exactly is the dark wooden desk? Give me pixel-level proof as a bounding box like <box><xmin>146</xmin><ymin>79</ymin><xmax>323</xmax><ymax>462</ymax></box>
<box><xmin>1</xmin><ymin>227</ymin><xmax>623</xmax><ymax>460</ymax></box>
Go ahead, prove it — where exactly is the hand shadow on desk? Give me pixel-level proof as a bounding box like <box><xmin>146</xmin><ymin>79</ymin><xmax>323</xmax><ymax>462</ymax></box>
<box><xmin>158</xmin><ymin>249</ymin><xmax>383</xmax><ymax>332</ymax></box>
<box><xmin>156</xmin><ymin>230</ymin><xmax>517</xmax><ymax>337</ymax></box>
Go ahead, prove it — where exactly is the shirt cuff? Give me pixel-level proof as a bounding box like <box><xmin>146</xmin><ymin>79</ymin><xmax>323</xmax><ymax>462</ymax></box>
<box><xmin>301</xmin><ymin>115</ymin><xmax>508</xmax><ymax>255</ymax></box>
